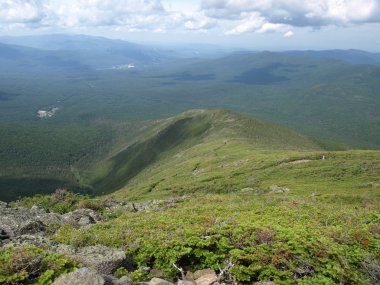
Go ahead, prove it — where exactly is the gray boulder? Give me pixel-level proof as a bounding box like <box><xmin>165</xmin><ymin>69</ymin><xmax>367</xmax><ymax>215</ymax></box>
<box><xmin>0</xmin><ymin>205</ymin><xmax>64</xmax><ymax>242</ymax></box>
<box><xmin>269</xmin><ymin>185</ymin><xmax>289</xmax><ymax>193</ymax></box>
<box><xmin>52</xmin><ymin>267</ymin><xmax>105</xmax><ymax>285</ymax></box>
<box><xmin>149</xmin><ymin>278</ymin><xmax>175</xmax><ymax>285</ymax></box>
<box><xmin>0</xmin><ymin>201</ymin><xmax>7</xmax><ymax>208</ymax></box>
<box><xmin>56</xmin><ymin>245</ymin><xmax>127</xmax><ymax>274</ymax></box>
<box><xmin>195</xmin><ymin>274</ymin><xmax>218</xmax><ymax>285</ymax></box>
<box><xmin>193</xmin><ymin>269</ymin><xmax>216</xmax><ymax>280</ymax></box>
<box><xmin>103</xmin><ymin>275</ymin><xmax>133</xmax><ymax>285</ymax></box>
<box><xmin>6</xmin><ymin>234</ymin><xmax>127</xmax><ymax>276</ymax></box>
<box><xmin>62</xmin><ymin>209</ymin><xmax>100</xmax><ymax>228</ymax></box>
<box><xmin>178</xmin><ymin>280</ymin><xmax>195</xmax><ymax>285</ymax></box>
<box><xmin>6</xmin><ymin>234</ymin><xmax>57</xmax><ymax>248</ymax></box>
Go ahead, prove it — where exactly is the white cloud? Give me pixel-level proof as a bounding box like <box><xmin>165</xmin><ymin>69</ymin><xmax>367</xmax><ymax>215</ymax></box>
<box><xmin>224</xmin><ymin>12</ymin><xmax>265</xmax><ymax>35</ymax></box>
<box><xmin>0</xmin><ymin>0</ymin><xmax>47</xmax><ymax>25</ymax></box>
<box><xmin>53</xmin><ymin>0</ymin><xmax>166</xmax><ymax>28</ymax></box>
<box><xmin>0</xmin><ymin>0</ymin><xmax>184</xmax><ymax>32</ymax></box>
<box><xmin>0</xmin><ymin>0</ymin><xmax>379</xmax><ymax>38</ymax></box>
<box><xmin>184</xmin><ymin>12</ymin><xmax>218</xmax><ymax>31</ymax></box>
<box><xmin>202</xmin><ymin>0</ymin><xmax>380</xmax><ymax>35</ymax></box>
<box><xmin>283</xmin><ymin>30</ymin><xmax>294</xmax><ymax>38</ymax></box>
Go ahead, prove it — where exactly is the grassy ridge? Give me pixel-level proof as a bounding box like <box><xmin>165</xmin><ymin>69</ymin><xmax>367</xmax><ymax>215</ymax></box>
<box><xmin>89</xmin><ymin>109</ymin><xmax>319</xmax><ymax>197</ymax></box>
<box><xmin>92</xmin><ymin>113</ymin><xmax>212</xmax><ymax>194</ymax></box>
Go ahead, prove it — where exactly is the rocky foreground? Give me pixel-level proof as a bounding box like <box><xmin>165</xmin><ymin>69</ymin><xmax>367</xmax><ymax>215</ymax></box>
<box><xmin>0</xmin><ymin>199</ymin><xmax>277</xmax><ymax>285</ymax></box>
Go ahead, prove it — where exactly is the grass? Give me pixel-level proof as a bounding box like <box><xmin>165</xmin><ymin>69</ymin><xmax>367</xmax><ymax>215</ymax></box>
<box><xmin>88</xmin><ymin>109</ymin><xmax>319</xmax><ymax>197</ymax></box>
<box><xmin>54</xmin><ymin>189</ymin><xmax>380</xmax><ymax>284</ymax></box>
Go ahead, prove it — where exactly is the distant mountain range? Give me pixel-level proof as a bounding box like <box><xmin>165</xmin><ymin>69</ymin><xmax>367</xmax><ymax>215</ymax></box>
<box><xmin>1</xmin><ymin>34</ymin><xmax>380</xmax><ymax>72</ymax></box>
<box><xmin>285</xmin><ymin>49</ymin><xmax>380</xmax><ymax>66</ymax></box>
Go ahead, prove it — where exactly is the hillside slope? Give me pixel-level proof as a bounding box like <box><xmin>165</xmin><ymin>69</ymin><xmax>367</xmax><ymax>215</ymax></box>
<box><xmin>88</xmin><ymin>109</ymin><xmax>320</xmax><ymax>197</ymax></box>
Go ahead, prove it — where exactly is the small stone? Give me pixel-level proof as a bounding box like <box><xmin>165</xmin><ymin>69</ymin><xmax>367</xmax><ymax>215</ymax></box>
<box><xmin>56</xmin><ymin>245</ymin><xmax>127</xmax><ymax>275</ymax></box>
<box><xmin>52</xmin><ymin>267</ymin><xmax>105</xmax><ymax>285</ymax></box>
<box><xmin>185</xmin><ymin>272</ymin><xmax>195</xmax><ymax>281</ymax></box>
<box><xmin>193</xmin><ymin>269</ymin><xmax>216</xmax><ymax>280</ymax></box>
<box><xmin>240</xmin><ymin>187</ymin><xmax>254</xmax><ymax>193</ymax></box>
<box><xmin>19</xmin><ymin>220</ymin><xmax>46</xmax><ymax>235</ymax></box>
<box><xmin>269</xmin><ymin>185</ymin><xmax>289</xmax><ymax>193</ymax></box>
<box><xmin>62</xmin><ymin>209</ymin><xmax>99</xmax><ymax>228</ymax></box>
<box><xmin>103</xmin><ymin>274</ymin><xmax>119</xmax><ymax>285</ymax></box>
<box><xmin>0</xmin><ymin>201</ymin><xmax>8</xmax><ymax>208</ymax></box>
<box><xmin>31</xmin><ymin>205</ymin><xmax>47</xmax><ymax>213</ymax></box>
<box><xmin>149</xmin><ymin>277</ymin><xmax>175</xmax><ymax>285</ymax></box>
<box><xmin>195</xmin><ymin>274</ymin><xmax>218</xmax><ymax>285</ymax></box>
<box><xmin>117</xmin><ymin>276</ymin><xmax>134</xmax><ymax>285</ymax></box>
<box><xmin>117</xmin><ymin>276</ymin><xmax>133</xmax><ymax>285</ymax></box>
<box><xmin>178</xmin><ymin>280</ymin><xmax>195</xmax><ymax>285</ymax></box>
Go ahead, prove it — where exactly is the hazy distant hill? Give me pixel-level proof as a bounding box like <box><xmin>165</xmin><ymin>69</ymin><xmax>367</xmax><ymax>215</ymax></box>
<box><xmin>0</xmin><ymin>34</ymin><xmax>171</xmax><ymax>71</ymax></box>
<box><xmin>285</xmin><ymin>49</ymin><xmax>380</xmax><ymax>66</ymax></box>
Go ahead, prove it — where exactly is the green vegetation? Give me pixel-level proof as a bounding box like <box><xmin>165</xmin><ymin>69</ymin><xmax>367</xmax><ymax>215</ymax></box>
<box><xmin>3</xmin><ymin>109</ymin><xmax>379</xmax><ymax>284</ymax></box>
<box><xmin>55</xmin><ymin>175</ymin><xmax>380</xmax><ymax>284</ymax></box>
<box><xmin>90</xmin><ymin>109</ymin><xmax>319</xmax><ymax>196</ymax></box>
<box><xmin>0</xmin><ymin>246</ymin><xmax>79</xmax><ymax>284</ymax></box>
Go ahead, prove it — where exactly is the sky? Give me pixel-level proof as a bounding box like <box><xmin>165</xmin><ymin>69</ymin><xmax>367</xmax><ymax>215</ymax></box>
<box><xmin>0</xmin><ymin>0</ymin><xmax>380</xmax><ymax>51</ymax></box>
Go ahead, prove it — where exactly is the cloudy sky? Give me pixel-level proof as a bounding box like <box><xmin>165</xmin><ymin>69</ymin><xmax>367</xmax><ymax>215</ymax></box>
<box><xmin>0</xmin><ymin>0</ymin><xmax>380</xmax><ymax>50</ymax></box>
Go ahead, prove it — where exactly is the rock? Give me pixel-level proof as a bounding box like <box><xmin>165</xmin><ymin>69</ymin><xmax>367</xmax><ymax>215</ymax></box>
<box><xmin>117</xmin><ymin>276</ymin><xmax>134</xmax><ymax>285</ymax></box>
<box><xmin>37</xmin><ymin>212</ymin><xmax>63</xmax><ymax>226</ymax></box>
<box><xmin>241</xmin><ymin>188</ymin><xmax>266</xmax><ymax>195</ymax></box>
<box><xmin>185</xmin><ymin>271</ymin><xmax>195</xmax><ymax>281</ymax></box>
<box><xmin>149</xmin><ymin>277</ymin><xmax>175</xmax><ymax>285</ymax></box>
<box><xmin>103</xmin><ymin>274</ymin><xmax>133</xmax><ymax>285</ymax></box>
<box><xmin>56</xmin><ymin>245</ymin><xmax>127</xmax><ymax>275</ymax></box>
<box><xmin>19</xmin><ymin>220</ymin><xmax>46</xmax><ymax>235</ymax></box>
<box><xmin>52</xmin><ymin>267</ymin><xmax>105</xmax><ymax>285</ymax></box>
<box><xmin>103</xmin><ymin>275</ymin><xmax>133</xmax><ymax>285</ymax></box>
<box><xmin>104</xmin><ymin>197</ymin><xmax>185</xmax><ymax>214</ymax></box>
<box><xmin>240</xmin><ymin>187</ymin><xmax>254</xmax><ymax>193</ymax></box>
<box><xmin>193</xmin><ymin>269</ymin><xmax>216</xmax><ymax>280</ymax></box>
<box><xmin>103</xmin><ymin>274</ymin><xmax>119</xmax><ymax>285</ymax></box>
<box><xmin>194</xmin><ymin>270</ymin><xmax>218</xmax><ymax>285</ymax></box>
<box><xmin>7</xmin><ymin>236</ymin><xmax>128</xmax><ymax>276</ymax></box>
<box><xmin>0</xmin><ymin>201</ymin><xmax>8</xmax><ymax>208</ymax></box>
<box><xmin>0</xmin><ymin>225</ymin><xmax>13</xmax><ymax>242</ymax></box>
<box><xmin>31</xmin><ymin>205</ymin><xmax>47</xmax><ymax>214</ymax></box>
<box><xmin>62</xmin><ymin>209</ymin><xmax>100</xmax><ymax>228</ymax></box>
<box><xmin>195</xmin><ymin>274</ymin><xmax>218</xmax><ymax>285</ymax></box>
<box><xmin>178</xmin><ymin>280</ymin><xmax>195</xmax><ymax>285</ymax></box>
<box><xmin>7</xmin><ymin>234</ymin><xmax>56</xmax><ymax>248</ymax></box>
<box><xmin>0</xmin><ymin>206</ymin><xmax>62</xmax><ymax>238</ymax></box>
<box><xmin>269</xmin><ymin>185</ymin><xmax>289</xmax><ymax>193</ymax></box>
